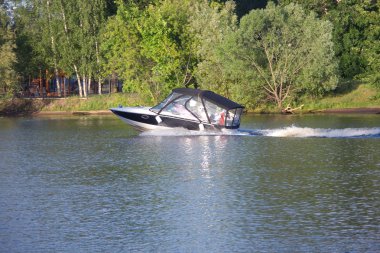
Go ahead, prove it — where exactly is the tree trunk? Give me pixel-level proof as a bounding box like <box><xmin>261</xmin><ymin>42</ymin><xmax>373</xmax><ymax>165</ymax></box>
<box><xmin>83</xmin><ymin>74</ymin><xmax>88</xmax><ymax>98</ymax></box>
<box><xmin>74</xmin><ymin>65</ymin><xmax>82</xmax><ymax>97</ymax></box>
<box><xmin>87</xmin><ymin>74</ymin><xmax>91</xmax><ymax>96</ymax></box>
<box><xmin>98</xmin><ymin>77</ymin><xmax>101</xmax><ymax>95</ymax></box>
<box><xmin>95</xmin><ymin>40</ymin><xmax>102</xmax><ymax>95</ymax></box>
<box><xmin>63</xmin><ymin>76</ymin><xmax>66</xmax><ymax>97</ymax></box>
<box><xmin>54</xmin><ymin>67</ymin><xmax>61</xmax><ymax>97</ymax></box>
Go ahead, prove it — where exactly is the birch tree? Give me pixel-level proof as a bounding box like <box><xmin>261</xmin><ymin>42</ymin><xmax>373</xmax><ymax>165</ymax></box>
<box><xmin>57</xmin><ymin>0</ymin><xmax>106</xmax><ymax>97</ymax></box>
<box><xmin>44</xmin><ymin>0</ymin><xmax>61</xmax><ymax>96</ymax></box>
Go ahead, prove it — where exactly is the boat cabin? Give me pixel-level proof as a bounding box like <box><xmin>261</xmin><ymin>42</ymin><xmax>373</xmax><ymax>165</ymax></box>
<box><xmin>150</xmin><ymin>88</ymin><xmax>244</xmax><ymax>129</ymax></box>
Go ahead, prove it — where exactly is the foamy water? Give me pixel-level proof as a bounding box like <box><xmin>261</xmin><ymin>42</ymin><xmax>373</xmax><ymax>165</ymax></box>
<box><xmin>140</xmin><ymin>126</ymin><xmax>380</xmax><ymax>138</ymax></box>
<box><xmin>140</xmin><ymin>128</ymin><xmax>237</xmax><ymax>137</ymax></box>
<box><xmin>259</xmin><ymin>125</ymin><xmax>380</xmax><ymax>138</ymax></box>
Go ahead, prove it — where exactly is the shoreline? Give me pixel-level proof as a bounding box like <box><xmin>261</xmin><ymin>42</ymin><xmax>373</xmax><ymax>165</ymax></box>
<box><xmin>314</xmin><ymin>107</ymin><xmax>380</xmax><ymax>114</ymax></box>
<box><xmin>36</xmin><ymin>110</ymin><xmax>112</xmax><ymax>116</ymax></box>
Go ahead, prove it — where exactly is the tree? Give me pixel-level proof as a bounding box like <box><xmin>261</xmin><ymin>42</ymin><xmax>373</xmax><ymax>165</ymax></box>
<box><xmin>101</xmin><ymin>0</ymin><xmax>197</xmax><ymax>103</ymax></box>
<box><xmin>188</xmin><ymin>0</ymin><xmax>238</xmax><ymax>98</ymax></box>
<box><xmin>100</xmin><ymin>1</ymin><xmax>142</xmax><ymax>94</ymax></box>
<box><xmin>327</xmin><ymin>1</ymin><xmax>380</xmax><ymax>86</ymax></box>
<box><xmin>44</xmin><ymin>0</ymin><xmax>62</xmax><ymax>96</ymax></box>
<box><xmin>223</xmin><ymin>2</ymin><xmax>339</xmax><ymax>109</ymax></box>
<box><xmin>0</xmin><ymin>7</ymin><xmax>18</xmax><ymax>96</ymax></box>
<box><xmin>55</xmin><ymin>0</ymin><xmax>107</xmax><ymax>97</ymax></box>
<box><xmin>13</xmin><ymin>2</ymin><xmax>44</xmax><ymax>83</ymax></box>
<box><xmin>280</xmin><ymin>0</ymin><xmax>380</xmax><ymax>87</ymax></box>
<box><xmin>137</xmin><ymin>0</ymin><xmax>197</xmax><ymax>101</ymax></box>
<box><xmin>13</xmin><ymin>0</ymin><xmax>63</xmax><ymax>96</ymax></box>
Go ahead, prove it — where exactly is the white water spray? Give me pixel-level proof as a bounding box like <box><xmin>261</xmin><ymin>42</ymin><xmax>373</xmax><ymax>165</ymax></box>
<box><xmin>258</xmin><ymin>126</ymin><xmax>380</xmax><ymax>138</ymax></box>
<box><xmin>140</xmin><ymin>128</ymin><xmax>239</xmax><ymax>137</ymax></box>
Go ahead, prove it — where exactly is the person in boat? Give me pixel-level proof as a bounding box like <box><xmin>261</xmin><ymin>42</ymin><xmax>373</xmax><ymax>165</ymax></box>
<box><xmin>210</xmin><ymin>109</ymin><xmax>227</xmax><ymax>126</ymax></box>
<box><xmin>219</xmin><ymin>111</ymin><xmax>226</xmax><ymax>126</ymax></box>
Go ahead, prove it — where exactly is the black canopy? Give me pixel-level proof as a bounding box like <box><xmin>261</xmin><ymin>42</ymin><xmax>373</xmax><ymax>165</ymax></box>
<box><xmin>172</xmin><ymin>88</ymin><xmax>244</xmax><ymax>110</ymax></box>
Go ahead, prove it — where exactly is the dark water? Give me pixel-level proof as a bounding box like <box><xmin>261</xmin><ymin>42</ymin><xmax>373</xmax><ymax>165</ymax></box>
<box><xmin>0</xmin><ymin>114</ymin><xmax>379</xmax><ymax>252</ymax></box>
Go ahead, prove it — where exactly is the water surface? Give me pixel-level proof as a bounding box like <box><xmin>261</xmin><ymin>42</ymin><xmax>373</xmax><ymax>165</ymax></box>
<box><xmin>0</xmin><ymin>114</ymin><xmax>379</xmax><ymax>252</ymax></box>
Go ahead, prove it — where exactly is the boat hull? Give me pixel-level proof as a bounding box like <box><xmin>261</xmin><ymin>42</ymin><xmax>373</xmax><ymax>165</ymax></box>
<box><xmin>110</xmin><ymin>107</ymin><xmax>214</xmax><ymax>131</ymax></box>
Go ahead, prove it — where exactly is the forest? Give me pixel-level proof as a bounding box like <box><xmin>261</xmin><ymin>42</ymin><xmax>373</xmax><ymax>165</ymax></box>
<box><xmin>0</xmin><ymin>0</ymin><xmax>379</xmax><ymax>111</ymax></box>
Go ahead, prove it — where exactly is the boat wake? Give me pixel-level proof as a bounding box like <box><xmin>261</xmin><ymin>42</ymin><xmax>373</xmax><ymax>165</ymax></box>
<box><xmin>256</xmin><ymin>126</ymin><xmax>380</xmax><ymax>138</ymax></box>
<box><xmin>140</xmin><ymin>126</ymin><xmax>380</xmax><ymax>138</ymax></box>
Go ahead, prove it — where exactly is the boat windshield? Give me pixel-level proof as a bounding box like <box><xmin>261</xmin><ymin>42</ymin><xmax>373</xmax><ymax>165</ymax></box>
<box><xmin>186</xmin><ymin>96</ymin><xmax>208</xmax><ymax>122</ymax></box>
<box><xmin>150</xmin><ymin>92</ymin><xmax>182</xmax><ymax>113</ymax></box>
<box><xmin>158</xmin><ymin>95</ymin><xmax>197</xmax><ymax>120</ymax></box>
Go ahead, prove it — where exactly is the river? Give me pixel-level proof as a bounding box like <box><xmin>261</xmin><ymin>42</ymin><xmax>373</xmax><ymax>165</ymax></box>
<box><xmin>0</xmin><ymin>114</ymin><xmax>379</xmax><ymax>252</ymax></box>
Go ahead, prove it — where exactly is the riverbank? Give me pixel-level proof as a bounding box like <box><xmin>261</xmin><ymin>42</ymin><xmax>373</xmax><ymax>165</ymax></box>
<box><xmin>36</xmin><ymin>110</ymin><xmax>112</xmax><ymax>116</ymax></box>
<box><xmin>317</xmin><ymin>108</ymin><xmax>380</xmax><ymax>114</ymax></box>
<box><xmin>0</xmin><ymin>93</ymin><xmax>142</xmax><ymax>116</ymax></box>
<box><xmin>1</xmin><ymin>84</ymin><xmax>379</xmax><ymax>116</ymax></box>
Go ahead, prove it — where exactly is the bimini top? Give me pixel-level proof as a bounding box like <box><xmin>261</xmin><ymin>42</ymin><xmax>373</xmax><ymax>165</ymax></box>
<box><xmin>172</xmin><ymin>88</ymin><xmax>244</xmax><ymax>110</ymax></box>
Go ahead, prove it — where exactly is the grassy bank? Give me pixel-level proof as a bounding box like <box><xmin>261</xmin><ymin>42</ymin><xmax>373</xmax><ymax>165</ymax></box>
<box><xmin>1</xmin><ymin>84</ymin><xmax>379</xmax><ymax>116</ymax></box>
<box><xmin>303</xmin><ymin>83</ymin><xmax>380</xmax><ymax>111</ymax></box>
<box><xmin>0</xmin><ymin>93</ymin><xmax>146</xmax><ymax>116</ymax></box>
<box><xmin>40</xmin><ymin>93</ymin><xmax>145</xmax><ymax>112</ymax></box>
<box><xmin>250</xmin><ymin>83</ymin><xmax>380</xmax><ymax>113</ymax></box>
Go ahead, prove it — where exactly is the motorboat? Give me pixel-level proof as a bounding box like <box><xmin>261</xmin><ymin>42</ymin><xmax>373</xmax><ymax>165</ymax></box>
<box><xmin>110</xmin><ymin>88</ymin><xmax>244</xmax><ymax>131</ymax></box>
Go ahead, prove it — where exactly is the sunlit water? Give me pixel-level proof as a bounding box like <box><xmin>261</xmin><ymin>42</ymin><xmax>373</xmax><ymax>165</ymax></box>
<box><xmin>0</xmin><ymin>114</ymin><xmax>379</xmax><ymax>252</ymax></box>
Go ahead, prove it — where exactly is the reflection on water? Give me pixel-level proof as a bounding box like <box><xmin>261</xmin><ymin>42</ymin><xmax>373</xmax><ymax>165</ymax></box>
<box><xmin>0</xmin><ymin>115</ymin><xmax>379</xmax><ymax>252</ymax></box>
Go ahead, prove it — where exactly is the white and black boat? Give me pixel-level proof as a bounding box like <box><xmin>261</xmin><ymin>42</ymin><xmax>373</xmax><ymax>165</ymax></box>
<box><xmin>110</xmin><ymin>88</ymin><xmax>244</xmax><ymax>131</ymax></box>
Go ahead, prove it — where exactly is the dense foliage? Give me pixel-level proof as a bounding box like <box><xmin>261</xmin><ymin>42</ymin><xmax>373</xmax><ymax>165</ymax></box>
<box><xmin>279</xmin><ymin>0</ymin><xmax>380</xmax><ymax>87</ymax></box>
<box><xmin>223</xmin><ymin>3</ymin><xmax>339</xmax><ymax>108</ymax></box>
<box><xmin>1</xmin><ymin>0</ymin><xmax>379</xmax><ymax>110</ymax></box>
<box><xmin>0</xmin><ymin>7</ymin><xmax>18</xmax><ymax>96</ymax></box>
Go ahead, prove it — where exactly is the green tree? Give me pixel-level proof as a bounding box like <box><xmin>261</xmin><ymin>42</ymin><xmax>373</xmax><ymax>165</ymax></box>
<box><xmin>328</xmin><ymin>1</ymin><xmax>379</xmax><ymax>86</ymax></box>
<box><xmin>0</xmin><ymin>7</ymin><xmax>18</xmax><ymax>96</ymax></box>
<box><xmin>13</xmin><ymin>0</ymin><xmax>63</xmax><ymax>95</ymax></box>
<box><xmin>189</xmin><ymin>0</ymin><xmax>238</xmax><ymax>98</ymax></box>
<box><xmin>100</xmin><ymin>1</ymin><xmax>142</xmax><ymax>93</ymax></box>
<box><xmin>101</xmin><ymin>0</ymin><xmax>197</xmax><ymax>103</ymax></box>
<box><xmin>54</xmin><ymin>0</ymin><xmax>107</xmax><ymax>97</ymax></box>
<box><xmin>224</xmin><ymin>2</ymin><xmax>339</xmax><ymax>109</ymax></box>
<box><xmin>44</xmin><ymin>0</ymin><xmax>62</xmax><ymax>96</ymax></box>
<box><xmin>137</xmin><ymin>0</ymin><xmax>197</xmax><ymax>101</ymax></box>
<box><xmin>13</xmin><ymin>2</ymin><xmax>44</xmax><ymax>82</ymax></box>
<box><xmin>280</xmin><ymin>0</ymin><xmax>380</xmax><ymax>87</ymax></box>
